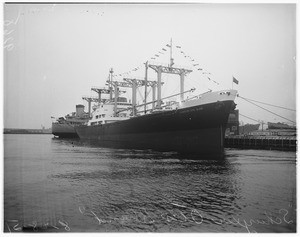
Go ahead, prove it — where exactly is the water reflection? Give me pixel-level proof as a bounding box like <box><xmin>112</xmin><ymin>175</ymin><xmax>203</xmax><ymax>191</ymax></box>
<box><xmin>50</xmin><ymin>137</ymin><xmax>247</xmax><ymax>232</ymax></box>
<box><xmin>4</xmin><ymin>135</ymin><xmax>295</xmax><ymax>233</ymax></box>
<box><xmin>54</xmin><ymin>137</ymin><xmax>228</xmax><ymax>160</ymax></box>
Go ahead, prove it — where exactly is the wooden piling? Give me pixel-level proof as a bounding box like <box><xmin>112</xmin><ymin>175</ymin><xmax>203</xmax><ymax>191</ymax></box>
<box><xmin>225</xmin><ymin>136</ymin><xmax>296</xmax><ymax>151</ymax></box>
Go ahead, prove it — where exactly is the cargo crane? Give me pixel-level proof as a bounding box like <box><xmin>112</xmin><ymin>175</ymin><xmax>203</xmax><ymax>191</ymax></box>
<box><xmin>123</xmin><ymin>78</ymin><xmax>161</xmax><ymax>116</ymax></box>
<box><xmin>106</xmin><ymin>78</ymin><xmax>161</xmax><ymax>117</ymax></box>
<box><xmin>105</xmin><ymin>80</ymin><xmax>132</xmax><ymax>117</ymax></box>
<box><xmin>148</xmin><ymin>38</ymin><xmax>193</xmax><ymax>109</ymax></box>
<box><xmin>91</xmin><ymin>87</ymin><xmax>112</xmax><ymax>103</ymax></box>
<box><xmin>82</xmin><ymin>96</ymin><xmax>99</xmax><ymax>118</ymax></box>
<box><xmin>91</xmin><ymin>86</ymin><xmax>126</xmax><ymax>104</ymax></box>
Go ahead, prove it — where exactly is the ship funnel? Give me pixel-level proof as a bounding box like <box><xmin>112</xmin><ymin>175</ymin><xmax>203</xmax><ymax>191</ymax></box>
<box><xmin>76</xmin><ymin>104</ymin><xmax>85</xmax><ymax>116</ymax></box>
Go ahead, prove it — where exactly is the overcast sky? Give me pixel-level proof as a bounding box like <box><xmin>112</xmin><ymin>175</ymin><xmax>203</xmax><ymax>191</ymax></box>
<box><xmin>3</xmin><ymin>3</ymin><xmax>296</xmax><ymax>129</ymax></box>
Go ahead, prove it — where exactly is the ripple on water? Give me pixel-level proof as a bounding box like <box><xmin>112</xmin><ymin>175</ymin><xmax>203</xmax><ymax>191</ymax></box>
<box><xmin>4</xmin><ymin>135</ymin><xmax>296</xmax><ymax>233</ymax></box>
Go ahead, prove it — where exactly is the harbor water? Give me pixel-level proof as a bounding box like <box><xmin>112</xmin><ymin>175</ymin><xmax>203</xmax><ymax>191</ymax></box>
<box><xmin>4</xmin><ymin>134</ymin><xmax>296</xmax><ymax>233</ymax></box>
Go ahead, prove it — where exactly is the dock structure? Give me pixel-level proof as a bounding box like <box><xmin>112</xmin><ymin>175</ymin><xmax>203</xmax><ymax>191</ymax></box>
<box><xmin>225</xmin><ymin>136</ymin><xmax>297</xmax><ymax>151</ymax></box>
<box><xmin>4</xmin><ymin>128</ymin><xmax>52</xmax><ymax>134</ymax></box>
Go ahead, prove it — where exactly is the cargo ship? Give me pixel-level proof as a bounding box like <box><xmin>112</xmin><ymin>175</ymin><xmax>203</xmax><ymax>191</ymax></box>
<box><xmin>75</xmin><ymin>41</ymin><xmax>238</xmax><ymax>157</ymax></box>
<box><xmin>52</xmin><ymin>104</ymin><xmax>89</xmax><ymax>138</ymax></box>
<box><xmin>76</xmin><ymin>89</ymin><xmax>237</xmax><ymax>156</ymax></box>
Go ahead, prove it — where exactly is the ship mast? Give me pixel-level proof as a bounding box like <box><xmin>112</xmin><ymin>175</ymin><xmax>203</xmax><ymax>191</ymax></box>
<box><xmin>148</xmin><ymin>38</ymin><xmax>192</xmax><ymax>109</ymax></box>
<box><xmin>105</xmin><ymin>39</ymin><xmax>193</xmax><ymax>116</ymax></box>
<box><xmin>109</xmin><ymin>68</ymin><xmax>114</xmax><ymax>101</ymax></box>
<box><xmin>144</xmin><ymin>61</ymin><xmax>148</xmax><ymax>114</ymax></box>
<box><xmin>82</xmin><ymin>96</ymin><xmax>99</xmax><ymax>118</ymax></box>
<box><xmin>170</xmin><ymin>38</ymin><xmax>174</xmax><ymax>67</ymax></box>
<box><xmin>91</xmin><ymin>87</ymin><xmax>112</xmax><ymax>104</ymax></box>
<box><xmin>107</xmin><ymin>78</ymin><xmax>159</xmax><ymax>117</ymax></box>
<box><xmin>116</xmin><ymin>87</ymin><xmax>195</xmax><ymax>114</ymax></box>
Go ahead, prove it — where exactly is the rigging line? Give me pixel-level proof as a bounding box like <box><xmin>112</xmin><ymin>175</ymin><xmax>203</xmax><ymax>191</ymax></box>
<box><xmin>174</xmin><ymin>46</ymin><xmax>219</xmax><ymax>84</ymax></box>
<box><xmin>185</xmin><ymin>77</ymin><xmax>201</xmax><ymax>94</ymax></box>
<box><xmin>137</xmin><ymin>87</ymin><xmax>144</xmax><ymax>102</ymax></box>
<box><xmin>162</xmin><ymin>73</ymin><xmax>171</xmax><ymax>97</ymax></box>
<box><xmin>190</xmin><ymin>73</ymin><xmax>204</xmax><ymax>88</ymax></box>
<box><xmin>169</xmin><ymin>84</ymin><xmax>180</xmax><ymax>99</ymax></box>
<box><xmin>146</xmin><ymin>87</ymin><xmax>152</xmax><ymax>98</ymax></box>
<box><xmin>238</xmin><ymin>95</ymin><xmax>296</xmax><ymax>112</ymax></box>
<box><xmin>238</xmin><ymin>96</ymin><xmax>296</xmax><ymax>124</ymax></box>
<box><xmin>239</xmin><ymin>113</ymin><xmax>260</xmax><ymax>123</ymax></box>
<box><xmin>188</xmin><ymin>71</ymin><xmax>208</xmax><ymax>91</ymax></box>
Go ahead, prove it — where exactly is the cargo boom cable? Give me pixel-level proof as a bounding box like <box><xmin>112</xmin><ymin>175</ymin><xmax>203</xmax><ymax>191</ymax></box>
<box><xmin>238</xmin><ymin>95</ymin><xmax>296</xmax><ymax>112</ymax></box>
<box><xmin>239</xmin><ymin>113</ymin><xmax>261</xmax><ymax>123</ymax></box>
<box><xmin>237</xmin><ymin>95</ymin><xmax>296</xmax><ymax>124</ymax></box>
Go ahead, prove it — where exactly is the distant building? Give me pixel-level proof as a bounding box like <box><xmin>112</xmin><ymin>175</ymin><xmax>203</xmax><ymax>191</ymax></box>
<box><xmin>249</xmin><ymin>129</ymin><xmax>296</xmax><ymax>136</ymax></box>
<box><xmin>267</xmin><ymin>122</ymin><xmax>296</xmax><ymax>130</ymax></box>
<box><xmin>225</xmin><ymin>110</ymin><xmax>297</xmax><ymax>137</ymax></box>
<box><xmin>249</xmin><ymin>130</ymin><xmax>274</xmax><ymax>136</ymax></box>
<box><xmin>239</xmin><ymin>123</ymin><xmax>260</xmax><ymax>135</ymax></box>
<box><xmin>248</xmin><ymin>122</ymin><xmax>297</xmax><ymax>137</ymax></box>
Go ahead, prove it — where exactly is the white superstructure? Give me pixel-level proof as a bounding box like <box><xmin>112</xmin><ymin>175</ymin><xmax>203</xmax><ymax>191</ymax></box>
<box><xmin>87</xmin><ymin>97</ymin><xmax>132</xmax><ymax>126</ymax></box>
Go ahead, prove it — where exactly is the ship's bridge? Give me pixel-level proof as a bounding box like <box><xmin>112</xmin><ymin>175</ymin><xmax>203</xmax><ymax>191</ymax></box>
<box><xmin>111</xmin><ymin>96</ymin><xmax>131</xmax><ymax>106</ymax></box>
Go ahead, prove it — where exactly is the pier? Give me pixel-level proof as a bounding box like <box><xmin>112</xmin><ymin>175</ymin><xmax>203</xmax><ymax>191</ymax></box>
<box><xmin>225</xmin><ymin>136</ymin><xmax>297</xmax><ymax>151</ymax></box>
<box><xmin>4</xmin><ymin>128</ymin><xmax>52</xmax><ymax>134</ymax></box>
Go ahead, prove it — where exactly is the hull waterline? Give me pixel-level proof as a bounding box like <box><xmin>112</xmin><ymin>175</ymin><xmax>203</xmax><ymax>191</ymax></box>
<box><xmin>52</xmin><ymin>122</ymin><xmax>78</xmax><ymax>138</ymax></box>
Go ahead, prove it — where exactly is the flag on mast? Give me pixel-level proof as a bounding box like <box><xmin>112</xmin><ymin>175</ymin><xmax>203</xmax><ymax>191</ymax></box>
<box><xmin>233</xmin><ymin>76</ymin><xmax>239</xmax><ymax>84</ymax></box>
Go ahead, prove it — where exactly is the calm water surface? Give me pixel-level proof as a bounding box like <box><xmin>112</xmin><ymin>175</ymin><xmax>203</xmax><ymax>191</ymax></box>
<box><xmin>4</xmin><ymin>134</ymin><xmax>296</xmax><ymax>233</ymax></box>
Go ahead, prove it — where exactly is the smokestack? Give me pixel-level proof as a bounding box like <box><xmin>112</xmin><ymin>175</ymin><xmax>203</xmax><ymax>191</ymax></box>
<box><xmin>76</xmin><ymin>104</ymin><xmax>84</xmax><ymax>117</ymax></box>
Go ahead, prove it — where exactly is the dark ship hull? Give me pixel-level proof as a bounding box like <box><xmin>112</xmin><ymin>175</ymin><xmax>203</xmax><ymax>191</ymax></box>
<box><xmin>52</xmin><ymin>122</ymin><xmax>79</xmax><ymax>138</ymax></box>
<box><xmin>52</xmin><ymin>104</ymin><xmax>89</xmax><ymax>138</ymax></box>
<box><xmin>75</xmin><ymin>100</ymin><xmax>235</xmax><ymax>157</ymax></box>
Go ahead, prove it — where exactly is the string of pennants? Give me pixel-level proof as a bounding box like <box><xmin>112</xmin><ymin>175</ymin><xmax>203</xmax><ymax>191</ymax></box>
<box><xmin>173</xmin><ymin>45</ymin><xmax>219</xmax><ymax>86</ymax></box>
<box><xmin>111</xmin><ymin>44</ymin><xmax>169</xmax><ymax>79</ymax></box>
<box><xmin>111</xmin><ymin>43</ymin><xmax>169</xmax><ymax>79</ymax></box>
<box><xmin>113</xmin><ymin>65</ymin><xmax>142</xmax><ymax>78</ymax></box>
<box><xmin>150</xmin><ymin>43</ymin><xmax>170</xmax><ymax>60</ymax></box>
<box><xmin>112</xmin><ymin>41</ymin><xmax>219</xmax><ymax>86</ymax></box>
